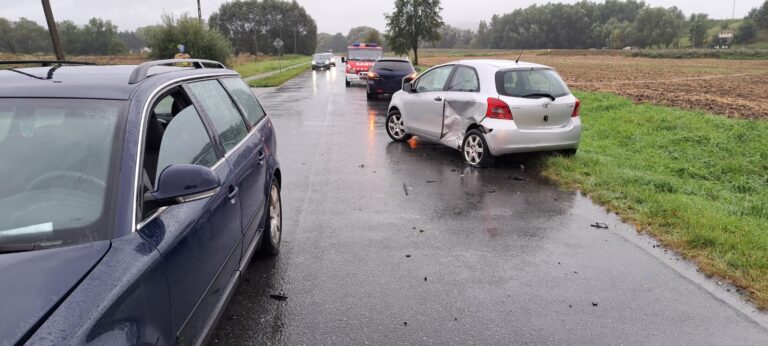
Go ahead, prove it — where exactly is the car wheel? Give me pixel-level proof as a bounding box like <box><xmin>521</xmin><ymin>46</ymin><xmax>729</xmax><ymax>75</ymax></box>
<box><xmin>345</xmin><ymin>79</ymin><xmax>350</xmax><ymax>87</ymax></box>
<box><xmin>462</xmin><ymin>130</ymin><xmax>494</xmax><ymax>167</ymax></box>
<box><xmin>560</xmin><ymin>148</ymin><xmax>577</xmax><ymax>156</ymax></box>
<box><xmin>386</xmin><ymin>110</ymin><xmax>412</xmax><ymax>142</ymax></box>
<box><xmin>366</xmin><ymin>90</ymin><xmax>373</xmax><ymax>99</ymax></box>
<box><xmin>259</xmin><ymin>179</ymin><xmax>282</xmax><ymax>256</ymax></box>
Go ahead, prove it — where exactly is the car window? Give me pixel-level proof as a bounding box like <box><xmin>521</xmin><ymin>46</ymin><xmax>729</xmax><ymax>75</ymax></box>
<box><xmin>415</xmin><ymin>65</ymin><xmax>454</xmax><ymax>93</ymax></box>
<box><xmin>221</xmin><ymin>77</ymin><xmax>266</xmax><ymax>127</ymax></box>
<box><xmin>0</xmin><ymin>98</ymin><xmax>124</xmax><ymax>249</ymax></box>
<box><xmin>187</xmin><ymin>80</ymin><xmax>249</xmax><ymax>152</ymax></box>
<box><xmin>374</xmin><ymin>61</ymin><xmax>414</xmax><ymax>72</ymax></box>
<box><xmin>447</xmin><ymin>66</ymin><xmax>479</xmax><ymax>92</ymax></box>
<box><xmin>495</xmin><ymin>69</ymin><xmax>570</xmax><ymax>98</ymax></box>
<box><xmin>155</xmin><ymin>105</ymin><xmax>217</xmax><ymax>182</ymax></box>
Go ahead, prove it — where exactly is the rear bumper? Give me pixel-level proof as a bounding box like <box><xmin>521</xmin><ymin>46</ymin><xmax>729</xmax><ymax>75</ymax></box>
<box><xmin>481</xmin><ymin>117</ymin><xmax>582</xmax><ymax>156</ymax></box>
<box><xmin>367</xmin><ymin>80</ymin><xmax>402</xmax><ymax>94</ymax></box>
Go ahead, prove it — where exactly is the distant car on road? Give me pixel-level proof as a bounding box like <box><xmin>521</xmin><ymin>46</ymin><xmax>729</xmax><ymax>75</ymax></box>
<box><xmin>0</xmin><ymin>59</ymin><xmax>283</xmax><ymax>345</ymax></box>
<box><xmin>312</xmin><ymin>53</ymin><xmax>332</xmax><ymax>70</ymax></box>
<box><xmin>366</xmin><ymin>58</ymin><xmax>418</xmax><ymax>100</ymax></box>
<box><xmin>326</xmin><ymin>53</ymin><xmax>336</xmax><ymax>67</ymax></box>
<box><xmin>386</xmin><ymin>59</ymin><xmax>581</xmax><ymax>167</ymax></box>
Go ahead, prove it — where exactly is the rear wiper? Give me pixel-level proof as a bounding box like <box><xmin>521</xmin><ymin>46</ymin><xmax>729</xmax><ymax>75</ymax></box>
<box><xmin>380</xmin><ymin>68</ymin><xmax>394</xmax><ymax>71</ymax></box>
<box><xmin>521</xmin><ymin>93</ymin><xmax>556</xmax><ymax>101</ymax></box>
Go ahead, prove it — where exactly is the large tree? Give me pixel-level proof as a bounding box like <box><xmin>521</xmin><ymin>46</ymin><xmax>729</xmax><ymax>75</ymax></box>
<box><xmin>209</xmin><ymin>0</ymin><xmax>317</xmax><ymax>55</ymax></box>
<box><xmin>384</xmin><ymin>0</ymin><xmax>443</xmax><ymax>65</ymax></box>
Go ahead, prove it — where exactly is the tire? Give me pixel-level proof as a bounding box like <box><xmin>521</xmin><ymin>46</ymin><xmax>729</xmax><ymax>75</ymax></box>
<box><xmin>259</xmin><ymin>179</ymin><xmax>282</xmax><ymax>256</ymax></box>
<box><xmin>345</xmin><ymin>79</ymin><xmax>351</xmax><ymax>87</ymax></box>
<box><xmin>462</xmin><ymin>130</ymin><xmax>494</xmax><ymax>167</ymax></box>
<box><xmin>559</xmin><ymin>148</ymin><xmax>577</xmax><ymax>156</ymax></box>
<box><xmin>366</xmin><ymin>90</ymin><xmax>373</xmax><ymax>100</ymax></box>
<box><xmin>386</xmin><ymin>110</ymin><xmax>412</xmax><ymax>142</ymax></box>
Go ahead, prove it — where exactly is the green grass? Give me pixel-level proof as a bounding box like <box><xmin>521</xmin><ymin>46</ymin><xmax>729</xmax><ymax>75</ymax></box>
<box><xmin>247</xmin><ymin>64</ymin><xmax>310</xmax><ymax>87</ymax></box>
<box><xmin>233</xmin><ymin>55</ymin><xmax>310</xmax><ymax>78</ymax></box>
<box><xmin>542</xmin><ymin>91</ymin><xmax>768</xmax><ymax>309</ymax></box>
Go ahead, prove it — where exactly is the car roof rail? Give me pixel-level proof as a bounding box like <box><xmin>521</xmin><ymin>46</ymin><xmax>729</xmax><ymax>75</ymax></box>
<box><xmin>0</xmin><ymin>60</ymin><xmax>95</xmax><ymax>67</ymax></box>
<box><xmin>128</xmin><ymin>59</ymin><xmax>227</xmax><ymax>84</ymax></box>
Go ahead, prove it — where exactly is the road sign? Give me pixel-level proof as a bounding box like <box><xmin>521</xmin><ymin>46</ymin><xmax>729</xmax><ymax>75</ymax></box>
<box><xmin>273</xmin><ymin>38</ymin><xmax>284</xmax><ymax>49</ymax></box>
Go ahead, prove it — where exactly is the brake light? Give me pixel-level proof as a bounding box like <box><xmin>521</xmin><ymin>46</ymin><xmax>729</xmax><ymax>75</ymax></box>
<box><xmin>572</xmin><ymin>98</ymin><xmax>581</xmax><ymax>117</ymax></box>
<box><xmin>486</xmin><ymin>98</ymin><xmax>512</xmax><ymax>120</ymax></box>
<box><xmin>367</xmin><ymin>71</ymin><xmax>380</xmax><ymax>79</ymax></box>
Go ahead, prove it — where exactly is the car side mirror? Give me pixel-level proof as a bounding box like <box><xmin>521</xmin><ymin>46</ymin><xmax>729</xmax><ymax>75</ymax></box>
<box><xmin>414</xmin><ymin>67</ymin><xmax>421</xmax><ymax>72</ymax></box>
<box><xmin>145</xmin><ymin>164</ymin><xmax>221</xmax><ymax>208</ymax></box>
<box><xmin>403</xmin><ymin>82</ymin><xmax>414</xmax><ymax>93</ymax></box>
<box><xmin>341</xmin><ymin>56</ymin><xmax>346</xmax><ymax>63</ymax></box>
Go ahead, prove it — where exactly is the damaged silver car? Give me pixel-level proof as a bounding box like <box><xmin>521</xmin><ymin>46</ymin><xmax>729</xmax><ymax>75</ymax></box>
<box><xmin>385</xmin><ymin>59</ymin><xmax>582</xmax><ymax>167</ymax></box>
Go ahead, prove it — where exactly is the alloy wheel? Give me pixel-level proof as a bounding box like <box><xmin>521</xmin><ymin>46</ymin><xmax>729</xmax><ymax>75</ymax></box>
<box><xmin>388</xmin><ymin>114</ymin><xmax>406</xmax><ymax>139</ymax></box>
<box><xmin>464</xmin><ymin>134</ymin><xmax>484</xmax><ymax>165</ymax></box>
<box><xmin>269</xmin><ymin>184</ymin><xmax>281</xmax><ymax>245</ymax></box>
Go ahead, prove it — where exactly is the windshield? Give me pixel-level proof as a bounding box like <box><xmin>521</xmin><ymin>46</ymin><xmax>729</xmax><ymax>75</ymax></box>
<box><xmin>374</xmin><ymin>61</ymin><xmax>414</xmax><ymax>72</ymax></box>
<box><xmin>0</xmin><ymin>98</ymin><xmax>124</xmax><ymax>251</ymax></box>
<box><xmin>348</xmin><ymin>48</ymin><xmax>382</xmax><ymax>61</ymax></box>
<box><xmin>495</xmin><ymin>69</ymin><xmax>570</xmax><ymax>98</ymax></box>
<box><xmin>313</xmin><ymin>54</ymin><xmax>329</xmax><ymax>62</ymax></box>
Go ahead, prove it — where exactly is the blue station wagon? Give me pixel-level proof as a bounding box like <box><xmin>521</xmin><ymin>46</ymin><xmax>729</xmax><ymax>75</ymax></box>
<box><xmin>0</xmin><ymin>59</ymin><xmax>282</xmax><ymax>345</ymax></box>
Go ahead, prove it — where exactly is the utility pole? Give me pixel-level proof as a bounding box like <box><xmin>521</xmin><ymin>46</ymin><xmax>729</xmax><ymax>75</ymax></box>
<box><xmin>41</xmin><ymin>0</ymin><xmax>64</xmax><ymax>60</ymax></box>
<box><xmin>197</xmin><ymin>0</ymin><xmax>202</xmax><ymax>23</ymax></box>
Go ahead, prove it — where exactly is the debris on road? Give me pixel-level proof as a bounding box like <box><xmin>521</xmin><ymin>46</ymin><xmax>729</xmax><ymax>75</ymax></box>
<box><xmin>592</xmin><ymin>302</ymin><xmax>599</xmax><ymax>307</ymax></box>
<box><xmin>358</xmin><ymin>164</ymin><xmax>365</xmax><ymax>168</ymax></box>
<box><xmin>269</xmin><ymin>294</ymin><xmax>288</xmax><ymax>301</ymax></box>
<box><xmin>590</xmin><ymin>222</ymin><xmax>609</xmax><ymax>229</ymax></box>
<box><xmin>424</xmin><ymin>277</ymin><xmax>427</xmax><ymax>282</ymax></box>
<box><xmin>487</xmin><ymin>189</ymin><xmax>496</xmax><ymax>193</ymax></box>
<box><xmin>403</xmin><ymin>183</ymin><xmax>409</xmax><ymax>196</ymax></box>
<box><xmin>505</xmin><ymin>176</ymin><xmax>526</xmax><ymax>181</ymax></box>
<box><xmin>403</xmin><ymin>322</ymin><xmax>408</xmax><ymax>326</ymax></box>
<box><xmin>406</xmin><ymin>254</ymin><xmax>411</xmax><ymax>258</ymax></box>
<box><xmin>426</xmin><ymin>180</ymin><xmax>440</xmax><ymax>183</ymax></box>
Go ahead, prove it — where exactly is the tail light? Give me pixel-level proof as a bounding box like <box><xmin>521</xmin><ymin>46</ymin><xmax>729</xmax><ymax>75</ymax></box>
<box><xmin>572</xmin><ymin>98</ymin><xmax>581</xmax><ymax>117</ymax></box>
<box><xmin>486</xmin><ymin>98</ymin><xmax>513</xmax><ymax>120</ymax></box>
<box><xmin>367</xmin><ymin>71</ymin><xmax>380</xmax><ymax>79</ymax></box>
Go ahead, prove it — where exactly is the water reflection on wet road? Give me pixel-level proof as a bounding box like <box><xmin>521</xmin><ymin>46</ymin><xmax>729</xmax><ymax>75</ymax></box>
<box><xmin>210</xmin><ymin>66</ymin><xmax>768</xmax><ymax>345</ymax></box>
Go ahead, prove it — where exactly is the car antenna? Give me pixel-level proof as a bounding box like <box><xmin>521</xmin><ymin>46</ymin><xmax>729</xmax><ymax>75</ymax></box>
<box><xmin>515</xmin><ymin>50</ymin><xmax>524</xmax><ymax>64</ymax></box>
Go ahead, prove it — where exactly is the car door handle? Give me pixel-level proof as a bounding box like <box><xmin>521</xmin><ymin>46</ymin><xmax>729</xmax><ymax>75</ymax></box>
<box><xmin>257</xmin><ymin>149</ymin><xmax>265</xmax><ymax>161</ymax></box>
<box><xmin>228</xmin><ymin>186</ymin><xmax>239</xmax><ymax>200</ymax></box>
<box><xmin>433</xmin><ymin>96</ymin><xmax>443</xmax><ymax>102</ymax></box>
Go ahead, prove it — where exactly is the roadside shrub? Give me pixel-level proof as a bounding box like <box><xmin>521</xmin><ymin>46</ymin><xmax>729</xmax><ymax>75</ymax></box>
<box><xmin>146</xmin><ymin>13</ymin><xmax>233</xmax><ymax>65</ymax></box>
<box><xmin>625</xmin><ymin>48</ymin><xmax>768</xmax><ymax>60</ymax></box>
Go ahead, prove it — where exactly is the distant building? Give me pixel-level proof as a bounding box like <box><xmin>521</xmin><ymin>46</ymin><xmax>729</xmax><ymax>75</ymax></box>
<box><xmin>718</xmin><ymin>30</ymin><xmax>735</xmax><ymax>48</ymax></box>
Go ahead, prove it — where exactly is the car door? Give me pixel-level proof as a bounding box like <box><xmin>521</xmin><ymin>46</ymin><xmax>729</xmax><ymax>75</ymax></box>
<box><xmin>137</xmin><ymin>88</ymin><xmax>243</xmax><ymax>345</ymax></box>
<box><xmin>443</xmin><ymin>65</ymin><xmax>485</xmax><ymax>138</ymax></box>
<box><xmin>403</xmin><ymin>65</ymin><xmax>455</xmax><ymax>139</ymax></box>
<box><xmin>219</xmin><ymin>77</ymin><xmax>269</xmax><ymax>260</ymax></box>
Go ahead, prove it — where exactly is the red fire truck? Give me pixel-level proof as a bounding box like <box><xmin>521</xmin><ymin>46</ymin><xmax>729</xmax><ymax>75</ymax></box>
<box><xmin>342</xmin><ymin>43</ymin><xmax>383</xmax><ymax>87</ymax></box>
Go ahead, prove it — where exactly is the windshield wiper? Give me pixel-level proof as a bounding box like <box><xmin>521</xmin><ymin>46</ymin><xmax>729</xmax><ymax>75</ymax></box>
<box><xmin>380</xmin><ymin>68</ymin><xmax>394</xmax><ymax>71</ymax></box>
<box><xmin>521</xmin><ymin>93</ymin><xmax>556</xmax><ymax>101</ymax></box>
<box><xmin>0</xmin><ymin>243</ymin><xmax>56</xmax><ymax>254</ymax></box>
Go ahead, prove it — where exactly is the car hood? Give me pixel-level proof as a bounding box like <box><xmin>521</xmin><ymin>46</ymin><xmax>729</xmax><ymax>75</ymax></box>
<box><xmin>0</xmin><ymin>241</ymin><xmax>109</xmax><ymax>345</ymax></box>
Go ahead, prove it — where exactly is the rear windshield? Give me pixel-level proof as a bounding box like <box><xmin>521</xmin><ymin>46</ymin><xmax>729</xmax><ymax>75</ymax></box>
<box><xmin>0</xmin><ymin>98</ymin><xmax>124</xmax><ymax>251</ymax></box>
<box><xmin>374</xmin><ymin>61</ymin><xmax>414</xmax><ymax>72</ymax></box>
<box><xmin>495</xmin><ymin>69</ymin><xmax>570</xmax><ymax>98</ymax></box>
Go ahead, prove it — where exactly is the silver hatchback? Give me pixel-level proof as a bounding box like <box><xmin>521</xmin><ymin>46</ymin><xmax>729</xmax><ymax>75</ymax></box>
<box><xmin>386</xmin><ymin>59</ymin><xmax>581</xmax><ymax>167</ymax></box>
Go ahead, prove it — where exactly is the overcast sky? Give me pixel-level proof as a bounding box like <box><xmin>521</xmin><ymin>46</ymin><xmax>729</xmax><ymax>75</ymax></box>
<box><xmin>2</xmin><ymin>0</ymin><xmax>762</xmax><ymax>33</ymax></box>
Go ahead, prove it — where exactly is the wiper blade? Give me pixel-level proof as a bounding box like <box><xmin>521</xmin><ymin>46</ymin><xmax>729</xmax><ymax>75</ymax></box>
<box><xmin>0</xmin><ymin>243</ymin><xmax>38</xmax><ymax>254</ymax></box>
<box><xmin>379</xmin><ymin>68</ymin><xmax>395</xmax><ymax>71</ymax></box>
<box><xmin>521</xmin><ymin>93</ymin><xmax>556</xmax><ymax>101</ymax></box>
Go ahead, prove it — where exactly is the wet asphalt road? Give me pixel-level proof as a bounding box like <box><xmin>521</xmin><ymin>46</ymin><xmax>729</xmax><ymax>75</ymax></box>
<box><xmin>211</xmin><ymin>67</ymin><xmax>768</xmax><ymax>345</ymax></box>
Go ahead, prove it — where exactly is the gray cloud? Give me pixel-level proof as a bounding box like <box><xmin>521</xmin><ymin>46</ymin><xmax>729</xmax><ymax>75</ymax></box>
<box><xmin>2</xmin><ymin>0</ymin><xmax>762</xmax><ymax>33</ymax></box>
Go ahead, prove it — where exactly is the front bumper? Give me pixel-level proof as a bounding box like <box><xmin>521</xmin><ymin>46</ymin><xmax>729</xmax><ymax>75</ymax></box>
<box><xmin>345</xmin><ymin>72</ymin><xmax>368</xmax><ymax>83</ymax></box>
<box><xmin>481</xmin><ymin>117</ymin><xmax>582</xmax><ymax>156</ymax></box>
<box><xmin>313</xmin><ymin>63</ymin><xmax>331</xmax><ymax>69</ymax></box>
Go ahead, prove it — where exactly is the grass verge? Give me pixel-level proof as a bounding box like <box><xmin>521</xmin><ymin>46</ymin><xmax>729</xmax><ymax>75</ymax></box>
<box><xmin>542</xmin><ymin>91</ymin><xmax>768</xmax><ymax>309</ymax></box>
<box><xmin>234</xmin><ymin>55</ymin><xmax>310</xmax><ymax>78</ymax></box>
<box><xmin>247</xmin><ymin>64</ymin><xmax>310</xmax><ymax>87</ymax></box>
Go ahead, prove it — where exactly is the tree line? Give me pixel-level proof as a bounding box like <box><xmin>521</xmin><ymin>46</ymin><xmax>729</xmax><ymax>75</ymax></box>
<box><xmin>0</xmin><ymin>17</ymin><xmax>137</xmax><ymax>55</ymax></box>
<box><xmin>316</xmin><ymin>26</ymin><xmax>384</xmax><ymax>53</ymax></box>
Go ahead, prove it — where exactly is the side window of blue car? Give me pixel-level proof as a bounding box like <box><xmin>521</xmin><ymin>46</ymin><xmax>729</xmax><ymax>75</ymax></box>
<box><xmin>220</xmin><ymin>77</ymin><xmax>266</xmax><ymax>127</ymax></box>
<box><xmin>187</xmin><ymin>80</ymin><xmax>249</xmax><ymax>152</ymax></box>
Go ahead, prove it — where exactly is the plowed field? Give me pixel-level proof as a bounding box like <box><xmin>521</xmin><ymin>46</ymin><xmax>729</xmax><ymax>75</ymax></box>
<box><xmin>420</xmin><ymin>53</ymin><xmax>768</xmax><ymax>119</ymax></box>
